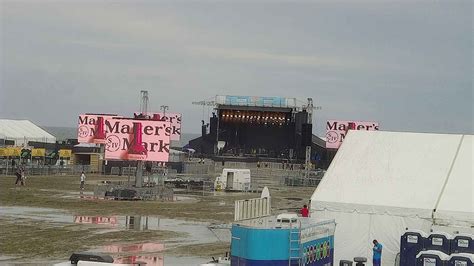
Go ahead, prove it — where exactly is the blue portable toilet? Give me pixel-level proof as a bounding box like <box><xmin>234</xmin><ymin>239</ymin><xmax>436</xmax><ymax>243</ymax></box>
<box><xmin>451</xmin><ymin>234</ymin><xmax>474</xmax><ymax>254</ymax></box>
<box><xmin>401</xmin><ymin>230</ymin><xmax>428</xmax><ymax>266</ymax></box>
<box><xmin>416</xmin><ymin>250</ymin><xmax>450</xmax><ymax>266</ymax></box>
<box><xmin>425</xmin><ymin>232</ymin><xmax>452</xmax><ymax>254</ymax></box>
<box><xmin>447</xmin><ymin>253</ymin><xmax>474</xmax><ymax>266</ymax></box>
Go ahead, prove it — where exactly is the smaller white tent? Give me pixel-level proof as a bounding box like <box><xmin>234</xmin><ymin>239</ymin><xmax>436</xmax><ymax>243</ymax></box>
<box><xmin>311</xmin><ymin>131</ymin><xmax>473</xmax><ymax>265</ymax></box>
<box><xmin>0</xmin><ymin>119</ymin><xmax>56</xmax><ymax>146</ymax></box>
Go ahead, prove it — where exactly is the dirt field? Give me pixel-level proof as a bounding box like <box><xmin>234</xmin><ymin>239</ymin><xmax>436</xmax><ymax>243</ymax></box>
<box><xmin>0</xmin><ymin>174</ymin><xmax>315</xmax><ymax>264</ymax></box>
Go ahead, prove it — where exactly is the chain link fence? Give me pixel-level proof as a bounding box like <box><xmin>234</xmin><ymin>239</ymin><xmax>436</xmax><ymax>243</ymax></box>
<box><xmin>94</xmin><ymin>183</ymin><xmax>174</xmax><ymax>201</ymax></box>
<box><xmin>0</xmin><ymin>164</ymin><xmax>93</xmax><ymax>176</ymax></box>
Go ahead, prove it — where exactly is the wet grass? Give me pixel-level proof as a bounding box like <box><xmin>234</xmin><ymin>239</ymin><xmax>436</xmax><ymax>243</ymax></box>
<box><xmin>0</xmin><ymin>175</ymin><xmax>263</xmax><ymax>223</ymax></box>
<box><xmin>0</xmin><ymin>174</ymin><xmax>315</xmax><ymax>261</ymax></box>
<box><xmin>167</xmin><ymin>242</ymin><xmax>231</xmax><ymax>258</ymax></box>
<box><xmin>0</xmin><ymin>217</ymin><xmax>182</xmax><ymax>260</ymax></box>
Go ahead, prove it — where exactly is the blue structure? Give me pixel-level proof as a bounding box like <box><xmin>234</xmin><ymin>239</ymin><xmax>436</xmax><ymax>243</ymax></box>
<box><xmin>231</xmin><ymin>215</ymin><xmax>336</xmax><ymax>266</ymax></box>
<box><xmin>400</xmin><ymin>230</ymin><xmax>428</xmax><ymax>266</ymax></box>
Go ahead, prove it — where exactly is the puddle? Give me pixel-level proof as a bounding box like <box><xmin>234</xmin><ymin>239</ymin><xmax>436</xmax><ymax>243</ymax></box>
<box><xmin>114</xmin><ymin>254</ymin><xmax>164</xmax><ymax>265</ymax></box>
<box><xmin>53</xmin><ymin>256</ymin><xmax>209</xmax><ymax>266</ymax></box>
<box><xmin>102</xmin><ymin>242</ymin><xmax>165</xmax><ymax>253</ymax></box>
<box><xmin>165</xmin><ymin>256</ymin><xmax>209</xmax><ymax>265</ymax></box>
<box><xmin>0</xmin><ymin>255</ymin><xmax>17</xmax><ymax>261</ymax></box>
<box><xmin>56</xmin><ymin>190</ymin><xmax>197</xmax><ymax>202</ymax></box>
<box><xmin>0</xmin><ymin>206</ymin><xmax>227</xmax><ymax>265</ymax></box>
<box><xmin>173</xmin><ymin>195</ymin><xmax>198</xmax><ymax>202</ymax></box>
<box><xmin>0</xmin><ymin>206</ymin><xmax>221</xmax><ymax>244</ymax></box>
<box><xmin>94</xmin><ymin>243</ymin><xmax>209</xmax><ymax>265</ymax></box>
<box><xmin>0</xmin><ymin>206</ymin><xmax>75</xmax><ymax>224</ymax></box>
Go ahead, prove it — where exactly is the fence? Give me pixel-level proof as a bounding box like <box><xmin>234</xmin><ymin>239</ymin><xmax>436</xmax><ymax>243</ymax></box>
<box><xmin>183</xmin><ymin>162</ymin><xmax>215</xmax><ymax>175</ymax></box>
<box><xmin>283</xmin><ymin>177</ymin><xmax>321</xmax><ymax>187</ymax></box>
<box><xmin>0</xmin><ymin>165</ymin><xmax>93</xmax><ymax>176</ymax></box>
<box><xmin>94</xmin><ymin>183</ymin><xmax>174</xmax><ymax>201</ymax></box>
<box><xmin>234</xmin><ymin>197</ymin><xmax>271</xmax><ymax>221</ymax></box>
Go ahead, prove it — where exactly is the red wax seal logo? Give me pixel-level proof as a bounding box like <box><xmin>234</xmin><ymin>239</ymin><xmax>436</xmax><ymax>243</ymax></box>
<box><xmin>106</xmin><ymin>135</ymin><xmax>120</xmax><ymax>152</ymax></box>
<box><xmin>326</xmin><ymin>131</ymin><xmax>339</xmax><ymax>143</ymax></box>
<box><xmin>78</xmin><ymin>126</ymin><xmax>89</xmax><ymax>138</ymax></box>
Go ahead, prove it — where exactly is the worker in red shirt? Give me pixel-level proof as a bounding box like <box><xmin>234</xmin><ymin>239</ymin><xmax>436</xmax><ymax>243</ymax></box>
<box><xmin>300</xmin><ymin>204</ymin><xmax>309</xmax><ymax>217</ymax></box>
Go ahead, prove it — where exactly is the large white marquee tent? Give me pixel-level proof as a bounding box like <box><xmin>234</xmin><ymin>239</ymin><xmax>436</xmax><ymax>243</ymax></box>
<box><xmin>311</xmin><ymin>131</ymin><xmax>473</xmax><ymax>265</ymax></box>
<box><xmin>0</xmin><ymin>119</ymin><xmax>56</xmax><ymax>146</ymax></box>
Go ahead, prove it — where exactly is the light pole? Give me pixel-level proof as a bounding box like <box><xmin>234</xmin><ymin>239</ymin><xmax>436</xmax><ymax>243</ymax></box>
<box><xmin>160</xmin><ymin>105</ymin><xmax>169</xmax><ymax>118</ymax></box>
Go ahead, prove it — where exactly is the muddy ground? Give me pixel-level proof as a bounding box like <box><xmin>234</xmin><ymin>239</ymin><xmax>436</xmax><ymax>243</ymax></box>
<box><xmin>0</xmin><ymin>174</ymin><xmax>314</xmax><ymax>264</ymax></box>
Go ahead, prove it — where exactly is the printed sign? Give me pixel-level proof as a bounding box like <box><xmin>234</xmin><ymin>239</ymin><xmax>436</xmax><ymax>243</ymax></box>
<box><xmin>302</xmin><ymin>235</ymin><xmax>335</xmax><ymax>266</ymax></box>
<box><xmin>0</xmin><ymin>148</ymin><xmax>7</xmax><ymax>158</ymax></box>
<box><xmin>326</xmin><ymin>120</ymin><xmax>379</xmax><ymax>149</ymax></box>
<box><xmin>1</xmin><ymin>147</ymin><xmax>22</xmax><ymax>158</ymax></box>
<box><xmin>407</xmin><ymin>235</ymin><xmax>419</xmax><ymax>243</ymax></box>
<box><xmin>431</xmin><ymin>237</ymin><xmax>443</xmax><ymax>246</ymax></box>
<box><xmin>105</xmin><ymin>119</ymin><xmax>171</xmax><ymax>162</ymax></box>
<box><xmin>31</xmin><ymin>148</ymin><xmax>46</xmax><ymax>158</ymax></box>
<box><xmin>454</xmin><ymin>260</ymin><xmax>468</xmax><ymax>266</ymax></box>
<box><xmin>423</xmin><ymin>258</ymin><xmax>436</xmax><ymax>266</ymax></box>
<box><xmin>457</xmin><ymin>239</ymin><xmax>469</xmax><ymax>248</ymax></box>
<box><xmin>59</xmin><ymin>149</ymin><xmax>72</xmax><ymax>158</ymax></box>
<box><xmin>224</xmin><ymin>95</ymin><xmax>290</xmax><ymax>107</ymax></box>
<box><xmin>135</xmin><ymin>112</ymin><xmax>182</xmax><ymax>141</ymax></box>
<box><xmin>78</xmin><ymin>114</ymin><xmax>119</xmax><ymax>144</ymax></box>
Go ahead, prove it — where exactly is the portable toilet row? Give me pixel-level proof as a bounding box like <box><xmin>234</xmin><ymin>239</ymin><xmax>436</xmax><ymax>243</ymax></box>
<box><xmin>416</xmin><ymin>251</ymin><xmax>474</xmax><ymax>266</ymax></box>
<box><xmin>401</xmin><ymin>231</ymin><xmax>474</xmax><ymax>266</ymax></box>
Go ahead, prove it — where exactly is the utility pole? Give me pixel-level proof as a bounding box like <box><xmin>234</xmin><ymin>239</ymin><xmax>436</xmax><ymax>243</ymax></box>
<box><xmin>304</xmin><ymin>99</ymin><xmax>322</xmax><ymax>179</ymax></box>
<box><xmin>305</xmin><ymin>98</ymin><xmax>313</xmax><ymax>179</ymax></box>
<box><xmin>135</xmin><ymin>90</ymin><xmax>149</xmax><ymax>188</ymax></box>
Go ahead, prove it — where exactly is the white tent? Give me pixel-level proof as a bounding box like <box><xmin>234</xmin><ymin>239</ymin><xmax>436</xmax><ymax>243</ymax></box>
<box><xmin>0</xmin><ymin>119</ymin><xmax>56</xmax><ymax>146</ymax></box>
<box><xmin>311</xmin><ymin>131</ymin><xmax>473</xmax><ymax>265</ymax></box>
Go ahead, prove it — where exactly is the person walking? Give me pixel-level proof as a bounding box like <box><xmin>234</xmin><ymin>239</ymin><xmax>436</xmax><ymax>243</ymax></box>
<box><xmin>372</xmin><ymin>239</ymin><xmax>383</xmax><ymax>266</ymax></box>
<box><xmin>14</xmin><ymin>166</ymin><xmax>23</xmax><ymax>186</ymax></box>
<box><xmin>21</xmin><ymin>167</ymin><xmax>27</xmax><ymax>186</ymax></box>
<box><xmin>300</xmin><ymin>204</ymin><xmax>309</xmax><ymax>217</ymax></box>
<box><xmin>80</xmin><ymin>171</ymin><xmax>86</xmax><ymax>190</ymax></box>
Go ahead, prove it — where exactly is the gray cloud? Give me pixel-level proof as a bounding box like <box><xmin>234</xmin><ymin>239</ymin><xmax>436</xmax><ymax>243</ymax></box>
<box><xmin>1</xmin><ymin>0</ymin><xmax>472</xmax><ymax>136</ymax></box>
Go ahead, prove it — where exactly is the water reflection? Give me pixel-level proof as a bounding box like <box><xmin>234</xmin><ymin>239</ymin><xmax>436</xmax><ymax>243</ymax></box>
<box><xmin>103</xmin><ymin>242</ymin><xmax>164</xmax><ymax>253</ymax></box>
<box><xmin>114</xmin><ymin>255</ymin><xmax>163</xmax><ymax>266</ymax></box>
<box><xmin>103</xmin><ymin>243</ymin><xmax>165</xmax><ymax>266</ymax></box>
<box><xmin>126</xmin><ymin>216</ymin><xmax>156</xmax><ymax>230</ymax></box>
<box><xmin>74</xmin><ymin>215</ymin><xmax>118</xmax><ymax>225</ymax></box>
<box><xmin>0</xmin><ymin>207</ymin><xmax>219</xmax><ymax>244</ymax></box>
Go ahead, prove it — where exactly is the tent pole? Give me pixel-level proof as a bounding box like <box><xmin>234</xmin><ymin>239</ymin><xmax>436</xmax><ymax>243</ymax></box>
<box><xmin>431</xmin><ymin>134</ymin><xmax>465</xmax><ymax>226</ymax></box>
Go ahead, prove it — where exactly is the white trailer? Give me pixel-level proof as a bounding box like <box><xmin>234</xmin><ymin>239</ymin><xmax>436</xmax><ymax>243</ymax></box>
<box><xmin>215</xmin><ymin>168</ymin><xmax>251</xmax><ymax>192</ymax></box>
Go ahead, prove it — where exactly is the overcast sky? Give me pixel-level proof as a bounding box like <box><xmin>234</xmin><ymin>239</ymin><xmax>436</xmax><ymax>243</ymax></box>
<box><xmin>1</xmin><ymin>0</ymin><xmax>472</xmax><ymax>136</ymax></box>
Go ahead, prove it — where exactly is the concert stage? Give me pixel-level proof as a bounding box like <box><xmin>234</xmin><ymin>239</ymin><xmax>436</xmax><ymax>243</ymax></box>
<box><xmin>189</xmin><ymin>96</ymin><xmax>327</xmax><ymax>167</ymax></box>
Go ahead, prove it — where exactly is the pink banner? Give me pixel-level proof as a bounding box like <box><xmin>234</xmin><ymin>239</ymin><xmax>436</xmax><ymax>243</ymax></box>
<box><xmin>104</xmin><ymin>118</ymin><xmax>171</xmax><ymax>162</ymax></box>
<box><xmin>326</xmin><ymin>120</ymin><xmax>379</xmax><ymax>149</ymax></box>
<box><xmin>134</xmin><ymin>112</ymin><xmax>182</xmax><ymax>141</ymax></box>
<box><xmin>77</xmin><ymin>114</ymin><xmax>119</xmax><ymax>144</ymax></box>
